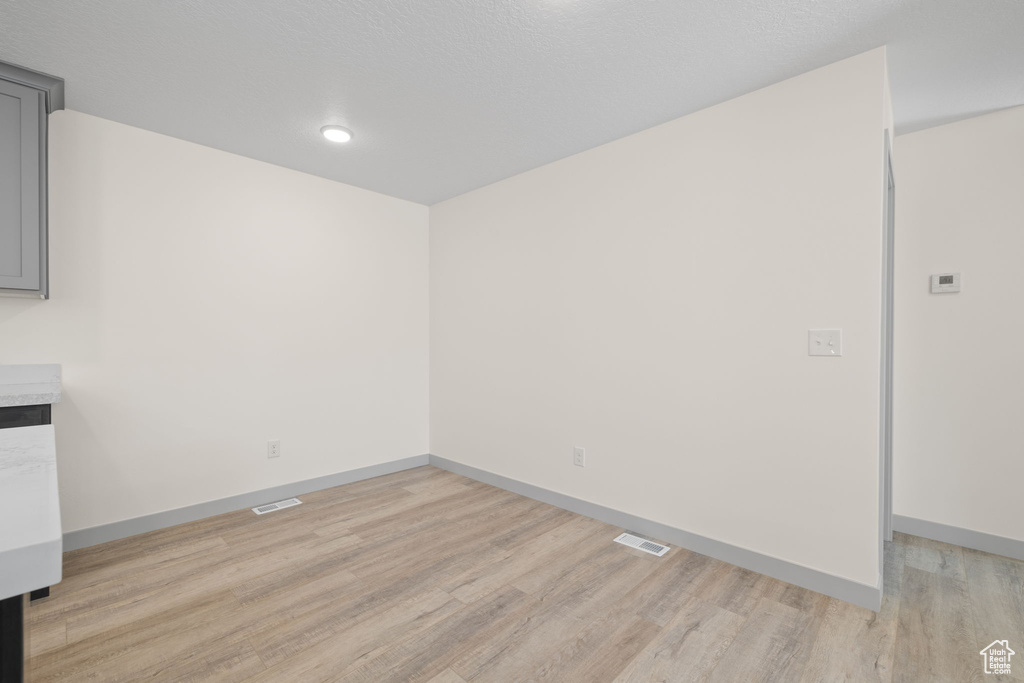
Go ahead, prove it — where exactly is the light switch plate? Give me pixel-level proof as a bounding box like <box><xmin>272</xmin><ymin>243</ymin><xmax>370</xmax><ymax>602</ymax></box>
<box><xmin>808</xmin><ymin>329</ymin><xmax>842</xmax><ymax>356</ymax></box>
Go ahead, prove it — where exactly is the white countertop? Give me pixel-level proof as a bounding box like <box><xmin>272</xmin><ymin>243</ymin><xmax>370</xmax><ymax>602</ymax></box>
<box><xmin>0</xmin><ymin>425</ymin><xmax>63</xmax><ymax>600</ymax></box>
<box><xmin>0</xmin><ymin>364</ymin><xmax>62</xmax><ymax>407</ymax></box>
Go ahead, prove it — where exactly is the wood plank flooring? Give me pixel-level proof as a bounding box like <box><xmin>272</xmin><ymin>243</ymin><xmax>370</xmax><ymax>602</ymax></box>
<box><xmin>26</xmin><ymin>466</ymin><xmax>1024</xmax><ymax>681</ymax></box>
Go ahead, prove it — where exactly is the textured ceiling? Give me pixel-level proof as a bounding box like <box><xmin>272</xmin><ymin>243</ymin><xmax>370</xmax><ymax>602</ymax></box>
<box><xmin>1</xmin><ymin>1</ymin><xmax>1022</xmax><ymax>204</ymax></box>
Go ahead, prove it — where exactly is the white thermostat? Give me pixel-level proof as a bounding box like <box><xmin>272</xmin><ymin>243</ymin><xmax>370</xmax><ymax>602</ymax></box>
<box><xmin>930</xmin><ymin>273</ymin><xmax>961</xmax><ymax>293</ymax></box>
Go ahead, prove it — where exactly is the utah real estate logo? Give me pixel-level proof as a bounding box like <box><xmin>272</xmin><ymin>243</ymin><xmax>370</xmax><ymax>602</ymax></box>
<box><xmin>980</xmin><ymin>640</ymin><xmax>1014</xmax><ymax>675</ymax></box>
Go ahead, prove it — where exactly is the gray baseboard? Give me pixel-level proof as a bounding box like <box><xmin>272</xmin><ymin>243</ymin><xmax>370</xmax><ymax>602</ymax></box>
<box><xmin>893</xmin><ymin>514</ymin><xmax>1024</xmax><ymax>562</ymax></box>
<box><xmin>61</xmin><ymin>451</ymin><xmax>883</xmax><ymax>611</ymax></box>
<box><xmin>429</xmin><ymin>455</ymin><xmax>883</xmax><ymax>611</ymax></box>
<box><xmin>63</xmin><ymin>454</ymin><xmax>430</xmax><ymax>551</ymax></box>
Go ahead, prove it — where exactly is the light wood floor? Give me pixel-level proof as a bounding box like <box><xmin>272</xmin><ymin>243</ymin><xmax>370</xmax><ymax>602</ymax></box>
<box><xmin>27</xmin><ymin>466</ymin><xmax>1024</xmax><ymax>682</ymax></box>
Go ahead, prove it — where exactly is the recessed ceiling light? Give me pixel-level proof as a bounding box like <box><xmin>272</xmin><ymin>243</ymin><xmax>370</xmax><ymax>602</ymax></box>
<box><xmin>321</xmin><ymin>125</ymin><xmax>353</xmax><ymax>143</ymax></box>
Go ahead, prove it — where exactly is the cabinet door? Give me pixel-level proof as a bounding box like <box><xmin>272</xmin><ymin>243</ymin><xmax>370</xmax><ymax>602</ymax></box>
<box><xmin>0</xmin><ymin>78</ymin><xmax>43</xmax><ymax>291</ymax></box>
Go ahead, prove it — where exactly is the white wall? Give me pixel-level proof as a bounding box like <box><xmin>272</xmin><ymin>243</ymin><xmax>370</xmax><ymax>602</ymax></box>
<box><xmin>0</xmin><ymin>111</ymin><xmax>429</xmax><ymax>533</ymax></box>
<box><xmin>894</xmin><ymin>106</ymin><xmax>1024</xmax><ymax>542</ymax></box>
<box><xmin>431</xmin><ymin>49</ymin><xmax>890</xmax><ymax>587</ymax></box>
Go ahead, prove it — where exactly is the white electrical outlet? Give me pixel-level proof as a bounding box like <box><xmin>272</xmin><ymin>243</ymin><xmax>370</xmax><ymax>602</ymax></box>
<box><xmin>573</xmin><ymin>446</ymin><xmax>586</xmax><ymax>467</ymax></box>
<box><xmin>808</xmin><ymin>329</ymin><xmax>842</xmax><ymax>357</ymax></box>
<box><xmin>268</xmin><ymin>440</ymin><xmax>281</xmax><ymax>458</ymax></box>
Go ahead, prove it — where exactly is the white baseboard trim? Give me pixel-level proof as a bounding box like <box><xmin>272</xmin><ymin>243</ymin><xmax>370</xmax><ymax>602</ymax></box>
<box><xmin>429</xmin><ymin>455</ymin><xmax>882</xmax><ymax>611</ymax></box>
<box><xmin>62</xmin><ymin>454</ymin><xmax>430</xmax><ymax>551</ymax></box>
<box><xmin>893</xmin><ymin>514</ymin><xmax>1024</xmax><ymax>562</ymax></box>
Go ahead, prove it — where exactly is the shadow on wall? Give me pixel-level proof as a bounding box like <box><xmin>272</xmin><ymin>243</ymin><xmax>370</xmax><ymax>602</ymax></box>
<box><xmin>49</xmin><ymin>392</ymin><xmax>136</xmax><ymax>534</ymax></box>
<box><xmin>898</xmin><ymin>104</ymin><xmax>1024</xmax><ymax>135</ymax></box>
<box><xmin>0</xmin><ymin>296</ymin><xmax>45</xmax><ymax>328</ymax></box>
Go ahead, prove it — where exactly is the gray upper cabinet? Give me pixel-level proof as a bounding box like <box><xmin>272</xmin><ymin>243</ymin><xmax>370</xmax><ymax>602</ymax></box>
<box><xmin>0</xmin><ymin>79</ymin><xmax>43</xmax><ymax>293</ymax></box>
<box><xmin>0</xmin><ymin>61</ymin><xmax>64</xmax><ymax>299</ymax></box>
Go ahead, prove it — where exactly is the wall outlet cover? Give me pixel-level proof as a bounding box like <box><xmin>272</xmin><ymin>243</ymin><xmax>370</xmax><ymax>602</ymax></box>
<box><xmin>808</xmin><ymin>329</ymin><xmax>842</xmax><ymax>356</ymax></box>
